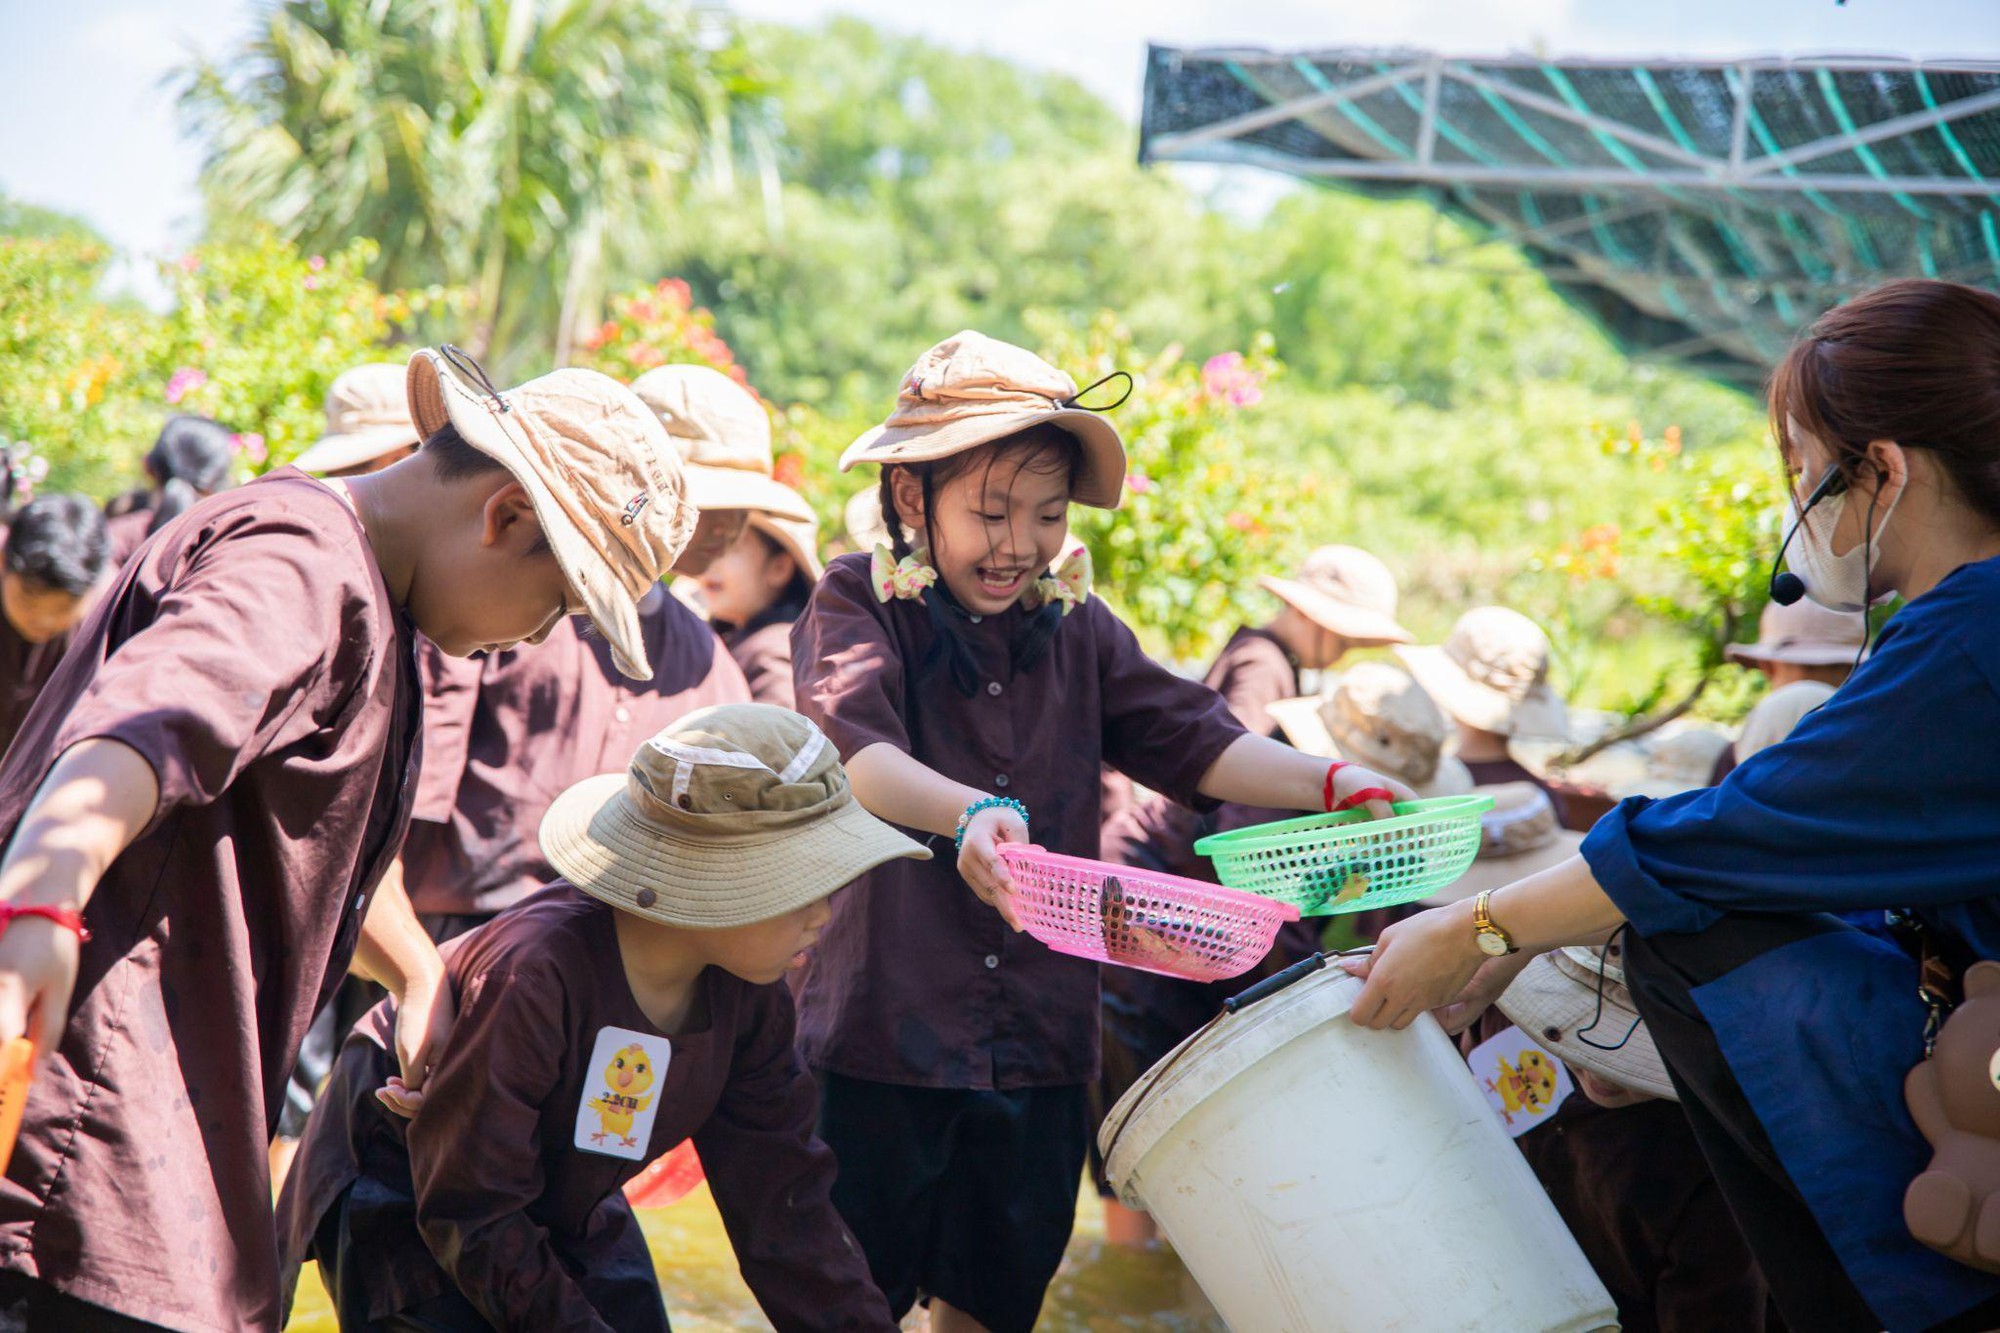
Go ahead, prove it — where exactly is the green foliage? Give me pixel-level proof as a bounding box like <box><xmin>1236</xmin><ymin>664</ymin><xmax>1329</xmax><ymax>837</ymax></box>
<box><xmin>177</xmin><ymin>0</ymin><xmax>770</xmax><ymax>372</ymax></box>
<box><xmin>150</xmin><ymin>230</ymin><xmax>455</xmax><ymax>472</ymax></box>
<box><xmin>1035</xmin><ymin>315</ymin><xmax>1304</xmax><ymax>660</ymax></box>
<box><xmin>573</xmin><ymin>277</ymin><xmax>757</xmax><ymax>394</ymax></box>
<box><xmin>0</xmin><ymin>237</ymin><xmax>158</xmax><ymax>495</ymax></box>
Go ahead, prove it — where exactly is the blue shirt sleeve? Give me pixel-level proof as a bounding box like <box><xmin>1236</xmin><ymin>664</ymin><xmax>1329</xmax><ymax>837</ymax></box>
<box><xmin>1583</xmin><ymin>566</ymin><xmax>2000</xmax><ymax>937</ymax></box>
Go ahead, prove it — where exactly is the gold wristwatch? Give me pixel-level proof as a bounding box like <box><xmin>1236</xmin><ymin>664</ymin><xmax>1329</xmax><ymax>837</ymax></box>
<box><xmin>1473</xmin><ymin>890</ymin><xmax>1518</xmax><ymax>957</ymax></box>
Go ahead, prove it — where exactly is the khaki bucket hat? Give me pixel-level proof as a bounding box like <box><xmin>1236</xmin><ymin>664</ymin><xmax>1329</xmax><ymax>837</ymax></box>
<box><xmin>839</xmin><ymin>331</ymin><xmax>1128</xmax><ymax>509</ymax></box>
<box><xmin>748</xmin><ymin>508</ymin><xmax>824</xmax><ymax>583</ymax></box>
<box><xmin>1396</xmin><ymin>607</ymin><xmax>1569</xmax><ymax>740</ymax></box>
<box><xmin>1443</xmin><ymin>782</ymin><xmax>1586</xmax><ymax>903</ymax></box>
<box><xmin>628</xmin><ymin>365</ymin><xmax>816</xmax><ymax>525</ymax></box>
<box><xmin>540</xmin><ymin>704</ymin><xmax>929</xmax><ymax>928</ymax></box>
<box><xmin>1497</xmin><ymin>936</ymin><xmax>1677</xmax><ymax>1102</ymax></box>
<box><xmin>1618</xmin><ymin>727</ymin><xmax>1733</xmax><ymax>801</ymax></box>
<box><xmin>294</xmin><ymin>362</ymin><xmax>422</xmax><ymax>474</ymax></box>
<box><xmin>1259</xmin><ymin>546</ymin><xmax>1413</xmax><ymax>645</ymax></box>
<box><xmin>407</xmin><ymin>346</ymin><xmax>699</xmax><ymax>680</ymax></box>
<box><xmin>1263</xmin><ymin>664</ymin><xmax>1474</xmax><ymax>799</ymax></box>
<box><xmin>1723</xmin><ymin>597</ymin><xmax>1866</xmax><ymax>669</ymax></box>
<box><xmin>1735</xmin><ymin>679</ymin><xmax>1834</xmax><ymax>764</ymax></box>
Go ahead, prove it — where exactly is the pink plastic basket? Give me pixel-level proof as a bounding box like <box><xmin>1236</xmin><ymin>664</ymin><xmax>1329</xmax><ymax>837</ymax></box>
<box><xmin>996</xmin><ymin>845</ymin><xmax>1303</xmax><ymax>982</ymax></box>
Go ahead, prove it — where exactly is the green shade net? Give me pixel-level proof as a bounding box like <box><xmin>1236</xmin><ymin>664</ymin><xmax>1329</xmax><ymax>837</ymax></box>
<box><xmin>1141</xmin><ymin>49</ymin><xmax>2000</xmax><ymax>386</ymax></box>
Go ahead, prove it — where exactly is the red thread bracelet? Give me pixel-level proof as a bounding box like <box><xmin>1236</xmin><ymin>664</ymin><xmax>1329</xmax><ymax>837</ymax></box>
<box><xmin>1332</xmin><ymin>787</ymin><xmax>1397</xmax><ymax>814</ymax></box>
<box><xmin>1322</xmin><ymin>761</ymin><xmax>1351</xmax><ymax>813</ymax></box>
<box><xmin>0</xmin><ymin>905</ymin><xmax>89</xmax><ymax>942</ymax></box>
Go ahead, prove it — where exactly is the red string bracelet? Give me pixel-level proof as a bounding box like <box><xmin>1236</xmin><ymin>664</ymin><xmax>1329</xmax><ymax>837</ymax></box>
<box><xmin>1332</xmin><ymin>787</ymin><xmax>1397</xmax><ymax>814</ymax></box>
<box><xmin>1322</xmin><ymin>762</ymin><xmax>1350</xmax><ymax>813</ymax></box>
<box><xmin>0</xmin><ymin>905</ymin><xmax>89</xmax><ymax>942</ymax></box>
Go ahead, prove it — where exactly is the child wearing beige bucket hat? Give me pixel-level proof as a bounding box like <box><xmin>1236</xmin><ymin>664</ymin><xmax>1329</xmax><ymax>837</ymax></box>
<box><xmin>277</xmin><ymin>705</ymin><xmax>920</xmax><ymax>1331</ymax></box>
<box><xmin>0</xmin><ymin>345</ymin><xmax>700</xmax><ymax>1330</ymax></box>
<box><xmin>792</xmin><ymin>330</ymin><xmax>1414</xmax><ymax>1330</ymax></box>
<box><xmin>292</xmin><ymin>362</ymin><xmax>423</xmax><ymax>477</ymax></box>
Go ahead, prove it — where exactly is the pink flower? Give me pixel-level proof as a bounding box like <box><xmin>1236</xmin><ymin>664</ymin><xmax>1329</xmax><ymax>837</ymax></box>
<box><xmin>165</xmin><ymin>367</ymin><xmax>207</xmax><ymax>405</ymax></box>
<box><xmin>303</xmin><ymin>275</ymin><xmax>321</xmax><ymax>291</ymax></box>
<box><xmin>1226</xmin><ymin>510</ymin><xmax>1255</xmax><ymax>533</ymax></box>
<box><xmin>1126</xmin><ymin>471</ymin><xmax>1153</xmax><ymax>495</ymax></box>
<box><xmin>176</xmin><ymin>254</ymin><xmax>200</xmax><ymax>274</ymax></box>
<box><xmin>627</xmin><ymin>344</ymin><xmax>666</xmax><ymax>370</ymax></box>
<box><xmin>307</xmin><ymin>254</ymin><xmax>326</xmax><ymax>271</ymax></box>
<box><xmin>230</xmin><ymin>433</ymin><xmax>267</xmax><ymax>465</ymax></box>
<box><xmin>1202</xmin><ymin>351</ymin><xmax>1264</xmax><ymax>408</ymax></box>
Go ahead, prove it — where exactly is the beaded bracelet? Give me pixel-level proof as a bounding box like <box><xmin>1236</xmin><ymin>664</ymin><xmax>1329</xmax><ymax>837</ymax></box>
<box><xmin>955</xmin><ymin>796</ymin><xmax>1030</xmax><ymax>853</ymax></box>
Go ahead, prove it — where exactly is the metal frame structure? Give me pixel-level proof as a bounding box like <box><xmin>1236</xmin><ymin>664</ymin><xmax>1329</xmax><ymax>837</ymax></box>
<box><xmin>1140</xmin><ymin>49</ymin><xmax>2000</xmax><ymax>385</ymax></box>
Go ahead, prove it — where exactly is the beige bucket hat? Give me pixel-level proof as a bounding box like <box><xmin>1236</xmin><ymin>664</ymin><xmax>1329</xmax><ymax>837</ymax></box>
<box><xmin>1397</xmin><ymin>607</ymin><xmax>1568</xmax><ymax>740</ymax></box>
<box><xmin>1736</xmin><ymin>679</ymin><xmax>1835</xmax><ymax>764</ymax></box>
<box><xmin>540</xmin><ymin>704</ymin><xmax>929</xmax><ymax>928</ymax></box>
<box><xmin>1438</xmin><ymin>782</ymin><xmax>1585</xmax><ymax>903</ymax></box>
<box><xmin>1724</xmin><ymin>597</ymin><xmax>1866</xmax><ymax>669</ymax></box>
<box><xmin>629</xmin><ymin>365</ymin><xmax>816</xmax><ymax>525</ymax></box>
<box><xmin>748</xmin><ymin>509</ymin><xmax>824</xmax><ymax>583</ymax></box>
<box><xmin>1619</xmin><ymin>727</ymin><xmax>1733</xmax><ymax>801</ymax></box>
<box><xmin>1497</xmin><ymin>936</ymin><xmax>1677</xmax><ymax>1102</ymax></box>
<box><xmin>839</xmin><ymin>331</ymin><xmax>1128</xmax><ymax>509</ymax></box>
<box><xmin>1263</xmin><ymin>664</ymin><xmax>1475</xmax><ymax>799</ymax></box>
<box><xmin>294</xmin><ymin>363</ymin><xmax>422</xmax><ymax>474</ymax></box>
<box><xmin>1259</xmin><ymin>546</ymin><xmax>1413</xmax><ymax>645</ymax></box>
<box><xmin>407</xmin><ymin>346</ymin><xmax>698</xmax><ymax>680</ymax></box>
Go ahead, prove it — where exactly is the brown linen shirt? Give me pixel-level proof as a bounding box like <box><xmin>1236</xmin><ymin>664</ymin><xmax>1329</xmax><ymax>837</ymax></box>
<box><xmin>277</xmin><ymin>885</ymin><xmax>892</xmax><ymax>1333</ymax></box>
<box><xmin>401</xmin><ymin>586</ymin><xmax>750</xmax><ymax>917</ymax></box>
<box><xmin>1098</xmin><ymin>627</ymin><xmax>1322</xmax><ymax>1030</ymax></box>
<box><xmin>0</xmin><ymin>470</ymin><xmax>420</xmax><ymax>1332</ymax></box>
<box><xmin>0</xmin><ymin>602</ymin><xmax>73</xmax><ymax>762</ymax></box>
<box><xmin>720</xmin><ymin>617</ymin><xmax>798</xmax><ymax>710</ymax></box>
<box><xmin>791</xmin><ymin>553</ymin><xmax>1248</xmax><ymax>1090</ymax></box>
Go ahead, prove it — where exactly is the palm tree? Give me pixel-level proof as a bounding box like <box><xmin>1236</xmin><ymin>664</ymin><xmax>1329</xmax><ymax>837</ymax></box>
<box><xmin>178</xmin><ymin>0</ymin><xmax>770</xmax><ymax>370</ymax></box>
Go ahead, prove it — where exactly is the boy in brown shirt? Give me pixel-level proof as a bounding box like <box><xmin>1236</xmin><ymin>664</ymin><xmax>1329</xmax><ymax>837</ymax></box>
<box><xmin>280</xmin><ymin>705</ymin><xmax>919</xmax><ymax>1332</ymax></box>
<box><xmin>0</xmin><ymin>495</ymin><xmax>110</xmax><ymax>757</ymax></box>
<box><xmin>0</xmin><ymin>349</ymin><xmax>697</xmax><ymax>1332</ymax></box>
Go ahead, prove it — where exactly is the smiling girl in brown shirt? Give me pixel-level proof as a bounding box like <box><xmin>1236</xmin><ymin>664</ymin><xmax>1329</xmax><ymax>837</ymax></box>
<box><xmin>791</xmin><ymin>331</ymin><xmax>1413</xmax><ymax>1333</ymax></box>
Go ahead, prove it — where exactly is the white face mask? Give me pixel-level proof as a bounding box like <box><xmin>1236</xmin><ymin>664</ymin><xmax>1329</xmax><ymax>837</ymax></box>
<box><xmin>1782</xmin><ymin>471</ymin><xmax>1901</xmax><ymax>613</ymax></box>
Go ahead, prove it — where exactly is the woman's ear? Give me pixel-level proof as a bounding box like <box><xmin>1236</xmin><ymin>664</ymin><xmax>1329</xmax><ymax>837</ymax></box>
<box><xmin>762</xmin><ymin>550</ymin><xmax>798</xmax><ymax>594</ymax></box>
<box><xmin>888</xmin><ymin>467</ymin><xmax>926</xmax><ymax>537</ymax></box>
<box><xmin>1864</xmin><ymin>438</ymin><xmax>1910</xmax><ymax>509</ymax></box>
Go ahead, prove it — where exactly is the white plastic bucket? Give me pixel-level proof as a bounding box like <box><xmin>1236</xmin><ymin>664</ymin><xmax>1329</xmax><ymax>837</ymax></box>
<box><xmin>1100</xmin><ymin>964</ymin><xmax>1618</xmax><ymax>1332</ymax></box>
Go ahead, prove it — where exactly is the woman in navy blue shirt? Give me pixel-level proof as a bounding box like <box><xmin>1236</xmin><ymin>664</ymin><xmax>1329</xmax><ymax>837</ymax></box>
<box><xmin>1350</xmin><ymin>280</ymin><xmax>2000</xmax><ymax>1333</ymax></box>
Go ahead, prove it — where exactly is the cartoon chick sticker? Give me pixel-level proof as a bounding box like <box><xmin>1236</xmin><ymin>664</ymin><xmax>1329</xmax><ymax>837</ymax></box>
<box><xmin>574</xmin><ymin>1027</ymin><xmax>672</xmax><ymax>1161</ymax></box>
<box><xmin>1468</xmin><ymin>1023</ymin><xmax>1573</xmax><ymax>1139</ymax></box>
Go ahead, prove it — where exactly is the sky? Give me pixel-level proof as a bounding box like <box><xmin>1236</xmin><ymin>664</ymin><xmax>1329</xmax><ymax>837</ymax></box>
<box><xmin>1</xmin><ymin>0</ymin><xmax>1996</xmax><ymax>302</ymax></box>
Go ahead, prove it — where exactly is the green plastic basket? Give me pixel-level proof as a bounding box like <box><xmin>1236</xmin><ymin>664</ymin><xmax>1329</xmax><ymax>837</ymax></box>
<box><xmin>1194</xmin><ymin>795</ymin><xmax>1496</xmax><ymax>916</ymax></box>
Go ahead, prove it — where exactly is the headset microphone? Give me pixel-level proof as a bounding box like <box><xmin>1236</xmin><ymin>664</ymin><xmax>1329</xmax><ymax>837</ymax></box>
<box><xmin>1766</xmin><ymin>523</ymin><xmax>1807</xmax><ymax>606</ymax></box>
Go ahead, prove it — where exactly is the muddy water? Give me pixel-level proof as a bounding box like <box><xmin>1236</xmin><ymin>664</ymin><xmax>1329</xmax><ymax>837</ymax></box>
<box><xmin>287</xmin><ymin>1187</ymin><xmax>1227</xmax><ymax>1330</ymax></box>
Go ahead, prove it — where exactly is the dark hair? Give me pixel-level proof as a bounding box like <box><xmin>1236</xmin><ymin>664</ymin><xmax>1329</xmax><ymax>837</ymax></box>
<box><xmin>725</xmin><ymin>526</ymin><xmax>814</xmax><ymax>637</ymax></box>
<box><xmin>6</xmin><ymin>494</ymin><xmax>110</xmax><ymax>596</ymax></box>
<box><xmin>1769</xmin><ymin>279</ymin><xmax>2000</xmax><ymax>526</ymax></box>
<box><xmin>419</xmin><ymin>421</ymin><xmax>553</xmax><ymax>557</ymax></box>
<box><xmin>877</xmin><ymin>425</ymin><xmax>1083</xmax><ymax>696</ymax></box>
<box><xmin>144</xmin><ymin>415</ymin><xmax>237</xmax><ymax>536</ymax></box>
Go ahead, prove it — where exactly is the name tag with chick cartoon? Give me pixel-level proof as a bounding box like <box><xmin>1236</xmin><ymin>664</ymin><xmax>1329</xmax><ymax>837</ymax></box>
<box><xmin>1468</xmin><ymin>1023</ymin><xmax>1572</xmax><ymax>1138</ymax></box>
<box><xmin>574</xmin><ymin>1027</ymin><xmax>671</xmax><ymax>1160</ymax></box>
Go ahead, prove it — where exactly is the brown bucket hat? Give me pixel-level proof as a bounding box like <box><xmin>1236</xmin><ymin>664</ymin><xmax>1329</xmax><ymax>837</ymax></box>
<box><xmin>628</xmin><ymin>365</ymin><xmax>816</xmax><ymax>525</ymax></box>
<box><xmin>839</xmin><ymin>331</ymin><xmax>1128</xmax><ymax>509</ymax></box>
<box><xmin>1396</xmin><ymin>607</ymin><xmax>1569</xmax><ymax>740</ymax></box>
<box><xmin>294</xmin><ymin>362</ymin><xmax>421</xmax><ymax>474</ymax></box>
<box><xmin>1259</xmin><ymin>546</ymin><xmax>1413</xmax><ymax>645</ymax></box>
<box><xmin>407</xmin><ymin>347</ymin><xmax>699</xmax><ymax>680</ymax></box>
<box><xmin>1440</xmin><ymin>782</ymin><xmax>1585</xmax><ymax>903</ymax></box>
<box><xmin>539</xmin><ymin>704</ymin><xmax>928</xmax><ymax>928</ymax></box>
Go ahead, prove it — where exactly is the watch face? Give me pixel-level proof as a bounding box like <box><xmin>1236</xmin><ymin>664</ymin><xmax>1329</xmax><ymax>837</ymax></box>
<box><xmin>1476</xmin><ymin>931</ymin><xmax>1511</xmax><ymax>957</ymax></box>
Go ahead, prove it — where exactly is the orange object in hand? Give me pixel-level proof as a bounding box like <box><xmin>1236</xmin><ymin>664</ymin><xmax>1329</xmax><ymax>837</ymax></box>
<box><xmin>0</xmin><ymin>1038</ymin><xmax>35</xmax><ymax>1177</ymax></box>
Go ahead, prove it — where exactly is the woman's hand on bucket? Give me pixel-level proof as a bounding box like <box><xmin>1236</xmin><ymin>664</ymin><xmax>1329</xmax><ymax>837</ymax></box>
<box><xmin>958</xmin><ymin>804</ymin><xmax>1028</xmax><ymax>931</ymax></box>
<box><xmin>1343</xmin><ymin>899</ymin><xmax>1491</xmax><ymax>1030</ymax></box>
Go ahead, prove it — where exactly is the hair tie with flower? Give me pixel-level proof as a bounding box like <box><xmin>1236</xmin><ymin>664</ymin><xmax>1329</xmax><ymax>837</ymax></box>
<box><xmin>872</xmin><ymin>546</ymin><xmax>939</xmax><ymax>604</ymax></box>
<box><xmin>1029</xmin><ymin>543</ymin><xmax>1092</xmax><ymax>616</ymax></box>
